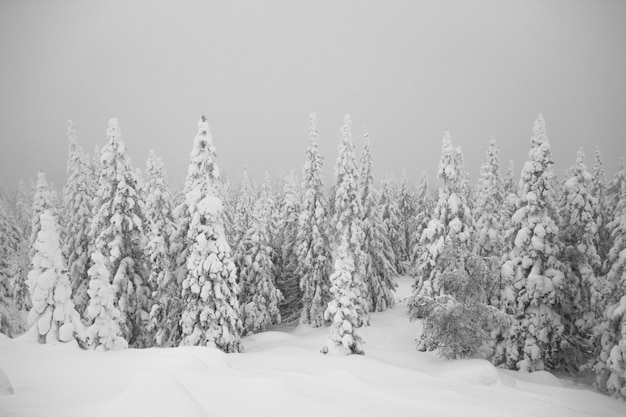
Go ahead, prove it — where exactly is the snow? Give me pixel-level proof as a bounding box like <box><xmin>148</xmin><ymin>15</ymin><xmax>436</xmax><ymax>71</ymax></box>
<box><xmin>1</xmin><ymin>277</ymin><xmax>624</xmax><ymax>417</ymax></box>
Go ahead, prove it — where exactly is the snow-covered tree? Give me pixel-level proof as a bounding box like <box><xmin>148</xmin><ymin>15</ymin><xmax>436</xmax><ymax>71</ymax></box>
<box><xmin>144</xmin><ymin>151</ymin><xmax>180</xmax><ymax>347</ymax></box>
<box><xmin>378</xmin><ymin>177</ymin><xmax>403</xmax><ymax>276</ymax></box>
<box><xmin>86</xmin><ymin>119</ymin><xmax>150</xmax><ymax>349</ymax></box>
<box><xmin>62</xmin><ymin>121</ymin><xmax>95</xmax><ymax>315</ymax></box>
<box><xmin>494</xmin><ymin>114</ymin><xmax>566</xmax><ymax>372</ymax></box>
<box><xmin>235</xmin><ymin>200</ymin><xmax>283</xmax><ymax>334</ymax></box>
<box><xmin>557</xmin><ymin>148</ymin><xmax>600</xmax><ymax>371</ymax></box>
<box><xmin>27</xmin><ymin>171</ymin><xmax>84</xmax><ymax>344</ymax></box>
<box><xmin>0</xmin><ymin>194</ymin><xmax>23</xmax><ymax>336</ymax></box>
<box><xmin>296</xmin><ymin>113</ymin><xmax>332</xmax><ymax>327</ymax></box>
<box><xmin>232</xmin><ymin>167</ymin><xmax>256</xmax><ymax>248</ymax></box>
<box><xmin>359</xmin><ymin>128</ymin><xmax>396</xmax><ymax>312</ymax></box>
<box><xmin>321</xmin><ymin>235</ymin><xmax>364</xmax><ymax>355</ymax></box>
<box><xmin>591</xmin><ymin>154</ymin><xmax>626</xmax><ymax>399</ymax></box>
<box><xmin>331</xmin><ymin>115</ymin><xmax>368</xmax><ymax>326</ymax></box>
<box><xmin>409</xmin><ymin>171</ymin><xmax>434</xmax><ymax>276</ymax></box>
<box><xmin>178</xmin><ymin>116</ymin><xmax>243</xmax><ymax>353</ymax></box>
<box><xmin>474</xmin><ymin>139</ymin><xmax>505</xmax><ymax>261</ymax></box>
<box><xmin>397</xmin><ymin>170</ymin><xmax>416</xmax><ymax>269</ymax></box>
<box><xmin>275</xmin><ymin>173</ymin><xmax>302</xmax><ymax>323</ymax></box>
<box><xmin>410</xmin><ymin>131</ymin><xmax>473</xmax><ymax>301</ymax></box>
<box><xmin>591</xmin><ymin>148</ymin><xmax>610</xmax><ymax>274</ymax></box>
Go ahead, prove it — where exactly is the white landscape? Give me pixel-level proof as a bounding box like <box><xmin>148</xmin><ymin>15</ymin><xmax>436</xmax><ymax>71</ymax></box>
<box><xmin>1</xmin><ymin>277</ymin><xmax>624</xmax><ymax>417</ymax></box>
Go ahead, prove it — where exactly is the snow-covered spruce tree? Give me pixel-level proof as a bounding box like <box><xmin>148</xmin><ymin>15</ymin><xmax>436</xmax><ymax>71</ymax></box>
<box><xmin>410</xmin><ymin>131</ymin><xmax>473</xmax><ymax>301</ymax></box>
<box><xmin>494</xmin><ymin>114</ymin><xmax>566</xmax><ymax>372</ymax></box>
<box><xmin>455</xmin><ymin>146</ymin><xmax>474</xmax><ymax>211</ymax></box>
<box><xmin>359</xmin><ymin>128</ymin><xmax>396</xmax><ymax>312</ymax></box>
<box><xmin>409</xmin><ymin>171</ymin><xmax>434</xmax><ymax>276</ymax></box>
<box><xmin>296</xmin><ymin>113</ymin><xmax>332</xmax><ymax>327</ymax></box>
<box><xmin>321</xmin><ymin>234</ymin><xmax>365</xmax><ymax>355</ymax></box>
<box><xmin>235</xmin><ymin>200</ymin><xmax>283</xmax><ymax>334</ymax></box>
<box><xmin>62</xmin><ymin>121</ymin><xmax>96</xmax><ymax>315</ymax></box>
<box><xmin>557</xmin><ymin>148</ymin><xmax>601</xmax><ymax>371</ymax></box>
<box><xmin>591</xmin><ymin>148</ymin><xmax>610</xmax><ymax>275</ymax></box>
<box><xmin>474</xmin><ymin>139</ymin><xmax>505</xmax><ymax>260</ymax></box>
<box><xmin>86</xmin><ymin>119</ymin><xmax>150</xmax><ymax>349</ymax></box>
<box><xmin>232</xmin><ymin>167</ymin><xmax>256</xmax><ymax>249</ymax></box>
<box><xmin>503</xmin><ymin>160</ymin><xmax>519</xmax><ymax>222</ymax></box>
<box><xmin>397</xmin><ymin>170</ymin><xmax>416</xmax><ymax>271</ymax></box>
<box><xmin>0</xmin><ymin>194</ymin><xmax>23</xmax><ymax>336</ymax></box>
<box><xmin>331</xmin><ymin>115</ymin><xmax>368</xmax><ymax>326</ymax></box>
<box><xmin>275</xmin><ymin>173</ymin><xmax>302</xmax><ymax>323</ymax></box>
<box><xmin>11</xmin><ymin>181</ymin><xmax>34</xmax><ymax>312</ymax></box>
<box><xmin>143</xmin><ymin>151</ymin><xmax>180</xmax><ymax>347</ymax></box>
<box><xmin>591</xmin><ymin>155</ymin><xmax>626</xmax><ymax>399</ymax></box>
<box><xmin>379</xmin><ymin>177</ymin><xmax>403</xmax><ymax>277</ymax></box>
<box><xmin>27</xmin><ymin>171</ymin><xmax>84</xmax><ymax>344</ymax></box>
<box><xmin>178</xmin><ymin>116</ymin><xmax>243</xmax><ymax>352</ymax></box>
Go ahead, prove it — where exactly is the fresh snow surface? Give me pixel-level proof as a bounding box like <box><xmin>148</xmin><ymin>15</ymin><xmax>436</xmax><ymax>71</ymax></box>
<box><xmin>1</xmin><ymin>277</ymin><xmax>625</xmax><ymax>417</ymax></box>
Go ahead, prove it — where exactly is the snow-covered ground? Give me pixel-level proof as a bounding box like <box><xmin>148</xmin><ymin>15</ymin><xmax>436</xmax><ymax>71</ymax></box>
<box><xmin>0</xmin><ymin>277</ymin><xmax>624</xmax><ymax>417</ymax></box>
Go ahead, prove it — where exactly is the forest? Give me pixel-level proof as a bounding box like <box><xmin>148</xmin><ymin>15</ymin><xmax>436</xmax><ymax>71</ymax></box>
<box><xmin>0</xmin><ymin>112</ymin><xmax>625</xmax><ymax>400</ymax></box>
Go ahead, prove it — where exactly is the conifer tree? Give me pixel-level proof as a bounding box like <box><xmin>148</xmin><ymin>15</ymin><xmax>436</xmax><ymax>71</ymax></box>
<box><xmin>379</xmin><ymin>177</ymin><xmax>403</xmax><ymax>276</ymax></box>
<box><xmin>411</xmin><ymin>131</ymin><xmax>473</xmax><ymax>300</ymax></box>
<box><xmin>296</xmin><ymin>113</ymin><xmax>332</xmax><ymax>327</ymax></box>
<box><xmin>557</xmin><ymin>149</ymin><xmax>600</xmax><ymax>371</ymax></box>
<box><xmin>235</xmin><ymin>200</ymin><xmax>283</xmax><ymax>334</ymax></box>
<box><xmin>86</xmin><ymin>119</ymin><xmax>150</xmax><ymax>349</ymax></box>
<box><xmin>397</xmin><ymin>170</ymin><xmax>416</xmax><ymax>270</ymax></box>
<box><xmin>331</xmin><ymin>115</ymin><xmax>368</xmax><ymax>326</ymax></box>
<box><xmin>11</xmin><ymin>180</ymin><xmax>33</xmax><ymax>312</ymax></box>
<box><xmin>495</xmin><ymin>114</ymin><xmax>566</xmax><ymax>372</ymax></box>
<box><xmin>474</xmin><ymin>139</ymin><xmax>505</xmax><ymax>261</ymax></box>
<box><xmin>144</xmin><ymin>151</ymin><xmax>180</xmax><ymax>347</ymax></box>
<box><xmin>591</xmin><ymin>148</ymin><xmax>610</xmax><ymax>274</ymax></box>
<box><xmin>0</xmin><ymin>194</ymin><xmax>23</xmax><ymax>336</ymax></box>
<box><xmin>27</xmin><ymin>171</ymin><xmax>84</xmax><ymax>344</ymax></box>
<box><xmin>178</xmin><ymin>117</ymin><xmax>243</xmax><ymax>352</ymax></box>
<box><xmin>359</xmin><ymin>128</ymin><xmax>396</xmax><ymax>312</ymax></box>
<box><xmin>62</xmin><ymin>121</ymin><xmax>95</xmax><ymax>315</ymax></box>
<box><xmin>591</xmin><ymin>156</ymin><xmax>626</xmax><ymax>399</ymax></box>
<box><xmin>275</xmin><ymin>173</ymin><xmax>302</xmax><ymax>322</ymax></box>
<box><xmin>233</xmin><ymin>168</ymin><xmax>255</xmax><ymax>248</ymax></box>
<box><xmin>409</xmin><ymin>171</ymin><xmax>434</xmax><ymax>276</ymax></box>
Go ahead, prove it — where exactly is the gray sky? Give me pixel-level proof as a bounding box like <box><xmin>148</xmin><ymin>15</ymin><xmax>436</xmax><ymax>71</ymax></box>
<box><xmin>1</xmin><ymin>0</ymin><xmax>625</xmax><ymax>192</ymax></box>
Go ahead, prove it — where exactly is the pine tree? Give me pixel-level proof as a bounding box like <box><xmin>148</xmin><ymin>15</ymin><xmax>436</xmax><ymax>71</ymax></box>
<box><xmin>144</xmin><ymin>151</ymin><xmax>180</xmax><ymax>347</ymax></box>
<box><xmin>474</xmin><ymin>139</ymin><xmax>505</xmax><ymax>261</ymax></box>
<box><xmin>495</xmin><ymin>114</ymin><xmax>566</xmax><ymax>372</ymax></box>
<box><xmin>275</xmin><ymin>173</ymin><xmax>302</xmax><ymax>323</ymax></box>
<box><xmin>397</xmin><ymin>170</ymin><xmax>416</xmax><ymax>271</ymax></box>
<box><xmin>378</xmin><ymin>177</ymin><xmax>403</xmax><ymax>276</ymax></box>
<box><xmin>233</xmin><ymin>168</ymin><xmax>255</xmax><ymax>249</ymax></box>
<box><xmin>11</xmin><ymin>180</ymin><xmax>33</xmax><ymax>312</ymax></box>
<box><xmin>557</xmin><ymin>148</ymin><xmax>600</xmax><ymax>371</ymax></box>
<box><xmin>359</xmin><ymin>128</ymin><xmax>396</xmax><ymax>312</ymax></box>
<box><xmin>321</xmin><ymin>235</ymin><xmax>364</xmax><ymax>355</ymax></box>
<box><xmin>86</xmin><ymin>119</ymin><xmax>150</xmax><ymax>349</ymax></box>
<box><xmin>331</xmin><ymin>115</ymin><xmax>368</xmax><ymax>326</ymax></box>
<box><xmin>235</xmin><ymin>200</ymin><xmax>283</xmax><ymax>334</ymax></box>
<box><xmin>296</xmin><ymin>113</ymin><xmax>332</xmax><ymax>327</ymax></box>
<box><xmin>0</xmin><ymin>193</ymin><xmax>23</xmax><ymax>336</ymax></box>
<box><xmin>591</xmin><ymin>148</ymin><xmax>610</xmax><ymax>274</ymax></box>
<box><xmin>410</xmin><ymin>131</ymin><xmax>473</xmax><ymax>300</ymax></box>
<box><xmin>409</xmin><ymin>171</ymin><xmax>434</xmax><ymax>276</ymax></box>
<box><xmin>62</xmin><ymin>121</ymin><xmax>95</xmax><ymax>316</ymax></box>
<box><xmin>27</xmin><ymin>171</ymin><xmax>84</xmax><ymax>344</ymax></box>
<box><xmin>178</xmin><ymin>117</ymin><xmax>243</xmax><ymax>352</ymax></box>
<box><xmin>591</xmin><ymin>155</ymin><xmax>626</xmax><ymax>399</ymax></box>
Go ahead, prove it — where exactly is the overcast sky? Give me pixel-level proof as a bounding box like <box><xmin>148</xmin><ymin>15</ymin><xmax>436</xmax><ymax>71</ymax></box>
<box><xmin>1</xmin><ymin>0</ymin><xmax>625</xmax><ymax>192</ymax></box>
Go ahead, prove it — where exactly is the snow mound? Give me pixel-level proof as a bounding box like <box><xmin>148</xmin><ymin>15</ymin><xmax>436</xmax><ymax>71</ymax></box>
<box><xmin>244</xmin><ymin>331</ymin><xmax>298</xmax><ymax>352</ymax></box>
<box><xmin>505</xmin><ymin>369</ymin><xmax>564</xmax><ymax>387</ymax></box>
<box><xmin>436</xmin><ymin>359</ymin><xmax>508</xmax><ymax>386</ymax></box>
<box><xmin>96</xmin><ymin>370</ymin><xmax>209</xmax><ymax>417</ymax></box>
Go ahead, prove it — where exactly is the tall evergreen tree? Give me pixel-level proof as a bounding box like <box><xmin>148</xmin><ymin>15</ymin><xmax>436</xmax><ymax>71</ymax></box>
<box><xmin>495</xmin><ymin>114</ymin><xmax>566</xmax><ymax>372</ymax></box>
<box><xmin>178</xmin><ymin>117</ymin><xmax>243</xmax><ymax>352</ymax></box>
<box><xmin>379</xmin><ymin>177</ymin><xmax>403</xmax><ymax>276</ymax></box>
<box><xmin>144</xmin><ymin>151</ymin><xmax>180</xmax><ymax>347</ymax></box>
<box><xmin>296</xmin><ymin>113</ymin><xmax>332</xmax><ymax>327</ymax></box>
<box><xmin>86</xmin><ymin>119</ymin><xmax>150</xmax><ymax>349</ymax></box>
<box><xmin>235</xmin><ymin>200</ymin><xmax>283</xmax><ymax>334</ymax></box>
<box><xmin>330</xmin><ymin>115</ymin><xmax>368</xmax><ymax>326</ymax></box>
<box><xmin>233</xmin><ymin>168</ymin><xmax>255</xmax><ymax>249</ymax></box>
<box><xmin>28</xmin><ymin>171</ymin><xmax>84</xmax><ymax>344</ymax></box>
<box><xmin>0</xmin><ymin>192</ymin><xmax>23</xmax><ymax>336</ymax></box>
<box><xmin>275</xmin><ymin>173</ymin><xmax>302</xmax><ymax>323</ymax></box>
<box><xmin>409</xmin><ymin>171</ymin><xmax>434</xmax><ymax>276</ymax></box>
<box><xmin>62</xmin><ymin>121</ymin><xmax>95</xmax><ymax>315</ymax></box>
<box><xmin>591</xmin><ymin>148</ymin><xmax>610</xmax><ymax>274</ymax></box>
<box><xmin>397</xmin><ymin>170</ymin><xmax>416</xmax><ymax>270</ymax></box>
<box><xmin>359</xmin><ymin>128</ymin><xmax>396</xmax><ymax>312</ymax></box>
